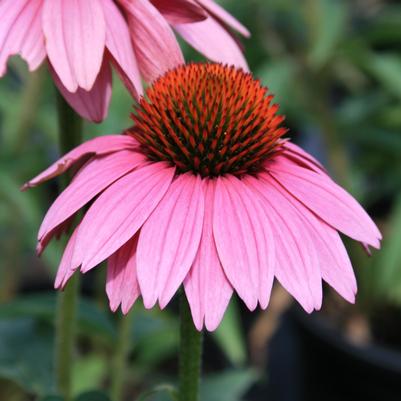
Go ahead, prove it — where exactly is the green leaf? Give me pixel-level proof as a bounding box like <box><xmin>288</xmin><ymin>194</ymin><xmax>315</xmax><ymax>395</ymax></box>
<box><xmin>0</xmin><ymin>170</ymin><xmax>64</xmax><ymax>270</ymax></box>
<box><xmin>136</xmin><ymin>384</ymin><xmax>178</xmax><ymax>401</ymax></box>
<box><xmin>363</xmin><ymin>5</ymin><xmax>401</xmax><ymax>45</ymax></box>
<box><xmin>0</xmin><ymin>294</ymin><xmax>116</xmax><ymax>342</ymax></box>
<box><xmin>74</xmin><ymin>391</ymin><xmax>111</xmax><ymax>401</ymax></box>
<box><xmin>307</xmin><ymin>0</ymin><xmax>347</xmax><ymax>68</ymax></box>
<box><xmin>39</xmin><ymin>397</ymin><xmax>64</xmax><ymax>401</ymax></box>
<box><xmin>131</xmin><ymin>305</ymin><xmax>179</xmax><ymax>367</ymax></box>
<box><xmin>0</xmin><ymin>294</ymin><xmax>180</xmax><ymax>378</ymax></box>
<box><xmin>72</xmin><ymin>355</ymin><xmax>108</xmax><ymax>396</ymax></box>
<box><xmin>0</xmin><ymin>318</ymin><xmax>54</xmax><ymax>395</ymax></box>
<box><xmin>365</xmin><ymin>53</ymin><xmax>401</xmax><ymax>100</ymax></box>
<box><xmin>336</xmin><ymin>92</ymin><xmax>390</xmax><ymax>126</ymax></box>
<box><xmin>200</xmin><ymin>370</ymin><xmax>258</xmax><ymax>401</ymax></box>
<box><xmin>374</xmin><ymin>193</ymin><xmax>401</xmax><ymax>301</ymax></box>
<box><xmin>213</xmin><ymin>299</ymin><xmax>246</xmax><ymax>366</ymax></box>
<box><xmin>257</xmin><ymin>58</ymin><xmax>298</xmax><ymax>112</ymax></box>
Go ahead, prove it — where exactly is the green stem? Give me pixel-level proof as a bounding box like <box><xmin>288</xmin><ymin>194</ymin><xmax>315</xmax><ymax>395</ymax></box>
<box><xmin>56</xmin><ymin>93</ymin><xmax>83</xmax><ymax>184</ymax></box>
<box><xmin>55</xmin><ymin>93</ymin><xmax>83</xmax><ymax>401</ymax></box>
<box><xmin>111</xmin><ymin>311</ymin><xmax>134</xmax><ymax>401</ymax></box>
<box><xmin>55</xmin><ymin>275</ymin><xmax>80</xmax><ymax>401</ymax></box>
<box><xmin>179</xmin><ymin>294</ymin><xmax>203</xmax><ymax>401</ymax></box>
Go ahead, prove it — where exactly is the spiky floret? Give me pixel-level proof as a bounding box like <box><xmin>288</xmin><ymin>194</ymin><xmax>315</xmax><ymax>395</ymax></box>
<box><xmin>130</xmin><ymin>63</ymin><xmax>287</xmax><ymax>177</ymax></box>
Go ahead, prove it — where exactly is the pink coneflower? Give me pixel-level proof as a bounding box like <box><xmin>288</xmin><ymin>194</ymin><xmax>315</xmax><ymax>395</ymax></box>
<box><xmin>24</xmin><ymin>64</ymin><xmax>381</xmax><ymax>331</ymax></box>
<box><xmin>0</xmin><ymin>0</ymin><xmax>249</xmax><ymax>123</ymax></box>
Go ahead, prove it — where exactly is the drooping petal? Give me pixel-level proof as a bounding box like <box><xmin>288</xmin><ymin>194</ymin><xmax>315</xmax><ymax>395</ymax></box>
<box><xmin>54</xmin><ymin>224</ymin><xmax>80</xmax><ymax>289</ymax></box>
<box><xmin>175</xmin><ymin>16</ymin><xmax>248</xmax><ymax>71</ymax></box>
<box><xmin>38</xmin><ymin>150</ymin><xmax>146</xmax><ymax>243</ymax></box>
<box><xmin>361</xmin><ymin>242</ymin><xmax>372</xmax><ymax>256</ymax></box>
<box><xmin>151</xmin><ymin>0</ymin><xmax>207</xmax><ymax>24</ymax></box>
<box><xmin>43</xmin><ymin>0</ymin><xmax>106</xmax><ymax>91</ymax></box>
<box><xmin>184</xmin><ymin>179</ymin><xmax>233</xmax><ymax>331</ymax></box>
<box><xmin>280</xmin><ymin>187</ymin><xmax>357</xmax><ymax>303</ymax></box>
<box><xmin>269</xmin><ymin>160</ymin><xmax>382</xmax><ymax>248</ymax></box>
<box><xmin>106</xmin><ymin>235</ymin><xmax>140</xmax><ymax>314</ymax></box>
<box><xmin>121</xmin><ymin>0</ymin><xmax>184</xmax><ymax>82</ymax></box>
<box><xmin>52</xmin><ymin>59</ymin><xmax>112</xmax><ymax>123</ymax></box>
<box><xmin>196</xmin><ymin>0</ymin><xmax>250</xmax><ymax>37</ymax></box>
<box><xmin>74</xmin><ymin>162</ymin><xmax>175</xmax><ymax>273</ymax></box>
<box><xmin>246</xmin><ymin>175</ymin><xmax>322</xmax><ymax>312</ymax></box>
<box><xmin>137</xmin><ymin>173</ymin><xmax>204</xmax><ymax>309</ymax></box>
<box><xmin>37</xmin><ymin>215</ymin><xmax>75</xmax><ymax>256</ymax></box>
<box><xmin>22</xmin><ymin>135</ymin><xmax>138</xmax><ymax>189</ymax></box>
<box><xmin>101</xmin><ymin>0</ymin><xmax>143</xmax><ymax>99</ymax></box>
<box><xmin>213</xmin><ymin>176</ymin><xmax>275</xmax><ymax>311</ymax></box>
<box><xmin>0</xmin><ymin>0</ymin><xmax>45</xmax><ymax>75</ymax></box>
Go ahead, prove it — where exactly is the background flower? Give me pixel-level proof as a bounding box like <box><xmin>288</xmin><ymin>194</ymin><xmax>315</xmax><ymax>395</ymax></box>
<box><xmin>0</xmin><ymin>0</ymin><xmax>249</xmax><ymax>122</ymax></box>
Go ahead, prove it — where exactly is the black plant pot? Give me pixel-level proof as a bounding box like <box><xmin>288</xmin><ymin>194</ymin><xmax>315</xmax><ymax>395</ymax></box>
<box><xmin>263</xmin><ymin>307</ymin><xmax>401</xmax><ymax>401</ymax></box>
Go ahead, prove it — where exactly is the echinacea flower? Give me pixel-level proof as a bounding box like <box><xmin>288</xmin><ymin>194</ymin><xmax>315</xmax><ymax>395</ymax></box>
<box><xmin>0</xmin><ymin>0</ymin><xmax>249</xmax><ymax>123</ymax></box>
<box><xmin>24</xmin><ymin>64</ymin><xmax>381</xmax><ymax>331</ymax></box>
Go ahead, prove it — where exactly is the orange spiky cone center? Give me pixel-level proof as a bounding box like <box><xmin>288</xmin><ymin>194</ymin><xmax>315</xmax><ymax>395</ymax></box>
<box><xmin>130</xmin><ymin>63</ymin><xmax>287</xmax><ymax>178</ymax></box>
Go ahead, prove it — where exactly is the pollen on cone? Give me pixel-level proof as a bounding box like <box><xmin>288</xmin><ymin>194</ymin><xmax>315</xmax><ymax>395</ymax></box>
<box><xmin>131</xmin><ymin>63</ymin><xmax>287</xmax><ymax>177</ymax></box>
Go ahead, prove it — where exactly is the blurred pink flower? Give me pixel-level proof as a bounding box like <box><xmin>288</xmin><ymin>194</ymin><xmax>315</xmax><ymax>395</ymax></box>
<box><xmin>24</xmin><ymin>64</ymin><xmax>381</xmax><ymax>331</ymax></box>
<box><xmin>0</xmin><ymin>0</ymin><xmax>249</xmax><ymax>122</ymax></box>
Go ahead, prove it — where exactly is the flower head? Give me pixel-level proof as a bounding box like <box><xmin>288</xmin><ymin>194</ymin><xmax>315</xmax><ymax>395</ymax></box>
<box><xmin>131</xmin><ymin>64</ymin><xmax>286</xmax><ymax>177</ymax></box>
<box><xmin>0</xmin><ymin>0</ymin><xmax>249</xmax><ymax>122</ymax></box>
<box><xmin>24</xmin><ymin>64</ymin><xmax>381</xmax><ymax>331</ymax></box>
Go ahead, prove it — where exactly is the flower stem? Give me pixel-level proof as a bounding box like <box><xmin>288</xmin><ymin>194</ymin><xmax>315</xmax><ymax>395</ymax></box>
<box><xmin>111</xmin><ymin>311</ymin><xmax>134</xmax><ymax>401</ymax></box>
<box><xmin>179</xmin><ymin>294</ymin><xmax>203</xmax><ymax>401</ymax></box>
<box><xmin>56</xmin><ymin>93</ymin><xmax>83</xmax><ymax>185</ymax></box>
<box><xmin>55</xmin><ymin>275</ymin><xmax>80</xmax><ymax>401</ymax></box>
<box><xmin>55</xmin><ymin>93</ymin><xmax>82</xmax><ymax>401</ymax></box>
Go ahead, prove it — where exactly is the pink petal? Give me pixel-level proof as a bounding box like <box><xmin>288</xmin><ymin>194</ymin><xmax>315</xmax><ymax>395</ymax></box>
<box><xmin>246</xmin><ymin>175</ymin><xmax>322</xmax><ymax>312</ymax></box>
<box><xmin>38</xmin><ymin>150</ymin><xmax>146</xmax><ymax>244</ymax></box>
<box><xmin>74</xmin><ymin>162</ymin><xmax>175</xmax><ymax>272</ymax></box>
<box><xmin>279</xmin><ymin>146</ymin><xmax>327</xmax><ymax>175</ymax></box>
<box><xmin>101</xmin><ymin>0</ymin><xmax>143</xmax><ymax>99</ymax></box>
<box><xmin>43</xmin><ymin>0</ymin><xmax>106</xmax><ymax>91</ymax></box>
<box><xmin>175</xmin><ymin>16</ymin><xmax>248</xmax><ymax>71</ymax></box>
<box><xmin>51</xmin><ymin>59</ymin><xmax>112</xmax><ymax>123</ymax></box>
<box><xmin>196</xmin><ymin>0</ymin><xmax>250</xmax><ymax>37</ymax></box>
<box><xmin>269</xmin><ymin>160</ymin><xmax>382</xmax><ymax>248</ymax></box>
<box><xmin>22</xmin><ymin>134</ymin><xmax>138</xmax><ymax>189</ymax></box>
<box><xmin>213</xmin><ymin>176</ymin><xmax>275</xmax><ymax>311</ymax></box>
<box><xmin>137</xmin><ymin>173</ymin><xmax>204</xmax><ymax>309</ymax></box>
<box><xmin>37</xmin><ymin>215</ymin><xmax>75</xmax><ymax>256</ymax></box>
<box><xmin>282</xmin><ymin>142</ymin><xmax>326</xmax><ymax>171</ymax></box>
<box><xmin>0</xmin><ymin>0</ymin><xmax>45</xmax><ymax>75</ymax></box>
<box><xmin>281</xmin><ymin>189</ymin><xmax>357</xmax><ymax>303</ymax></box>
<box><xmin>107</xmin><ymin>235</ymin><xmax>140</xmax><ymax>314</ymax></box>
<box><xmin>151</xmin><ymin>0</ymin><xmax>207</xmax><ymax>24</ymax></box>
<box><xmin>361</xmin><ymin>242</ymin><xmax>372</xmax><ymax>256</ymax></box>
<box><xmin>121</xmin><ymin>0</ymin><xmax>184</xmax><ymax>82</ymax></box>
<box><xmin>184</xmin><ymin>179</ymin><xmax>233</xmax><ymax>331</ymax></box>
<box><xmin>54</xmin><ymin>224</ymin><xmax>80</xmax><ymax>289</ymax></box>
<box><xmin>277</xmin><ymin>153</ymin><xmax>324</xmax><ymax>176</ymax></box>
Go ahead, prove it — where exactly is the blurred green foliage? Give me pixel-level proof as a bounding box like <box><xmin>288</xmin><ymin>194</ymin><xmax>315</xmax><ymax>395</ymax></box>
<box><xmin>0</xmin><ymin>0</ymin><xmax>401</xmax><ymax>400</ymax></box>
